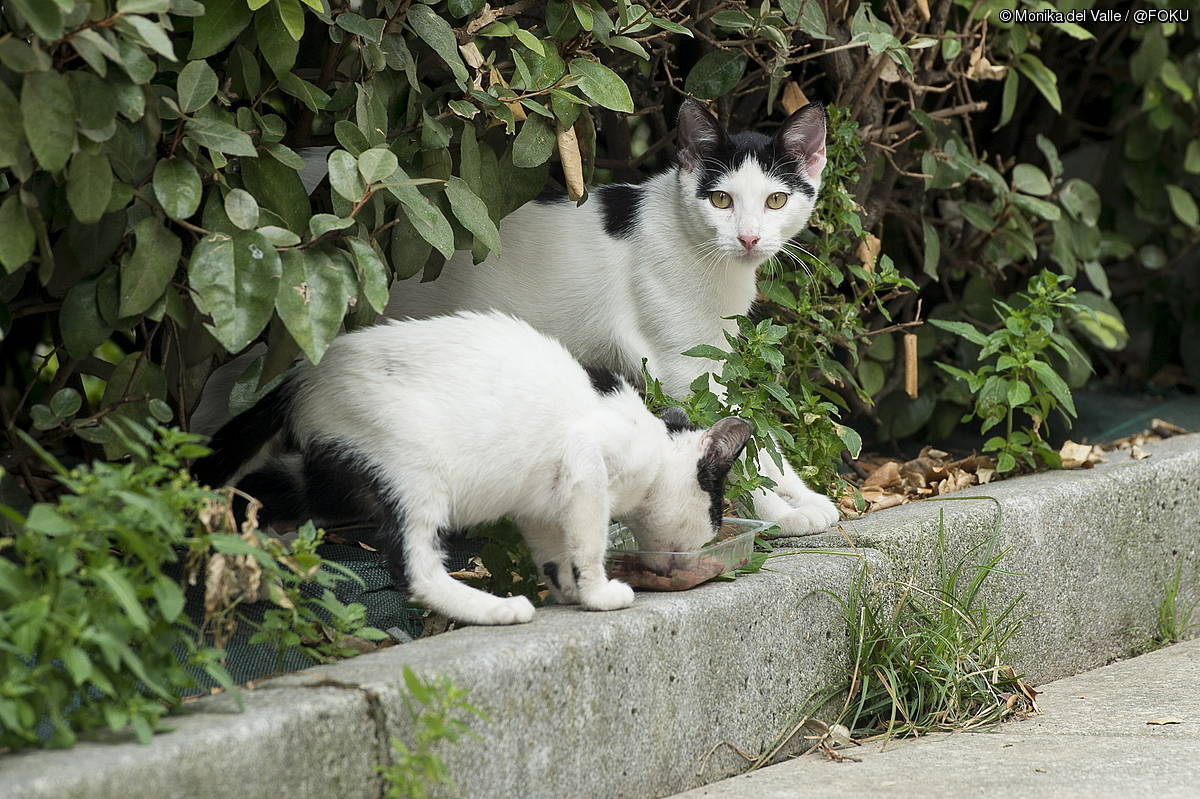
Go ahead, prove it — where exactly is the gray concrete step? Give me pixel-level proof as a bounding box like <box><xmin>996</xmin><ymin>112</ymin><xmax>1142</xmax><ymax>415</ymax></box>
<box><xmin>670</xmin><ymin>637</ymin><xmax>1200</xmax><ymax>799</ymax></box>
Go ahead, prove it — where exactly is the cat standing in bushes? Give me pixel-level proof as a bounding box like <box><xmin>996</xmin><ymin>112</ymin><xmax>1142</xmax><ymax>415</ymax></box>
<box><xmin>194</xmin><ymin>312</ymin><xmax>752</xmax><ymax>625</ymax></box>
<box><xmin>383</xmin><ymin>100</ymin><xmax>838</xmax><ymax>535</ymax></box>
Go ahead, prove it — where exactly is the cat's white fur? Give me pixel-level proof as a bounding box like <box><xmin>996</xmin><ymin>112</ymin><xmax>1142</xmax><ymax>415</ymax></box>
<box><xmin>247</xmin><ymin>312</ymin><xmax>751</xmax><ymax>625</ymax></box>
<box><xmin>384</xmin><ymin>103</ymin><xmax>840</xmax><ymax>534</ymax></box>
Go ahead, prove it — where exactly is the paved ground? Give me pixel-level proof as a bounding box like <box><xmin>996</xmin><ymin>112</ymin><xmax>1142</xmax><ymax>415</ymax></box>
<box><xmin>671</xmin><ymin>637</ymin><xmax>1200</xmax><ymax>799</ymax></box>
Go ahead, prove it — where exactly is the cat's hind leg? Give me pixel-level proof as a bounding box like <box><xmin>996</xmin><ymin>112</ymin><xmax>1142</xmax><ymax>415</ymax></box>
<box><xmin>395</xmin><ymin>500</ymin><xmax>535</xmax><ymax>626</ymax></box>
<box><xmin>516</xmin><ymin>517</ymin><xmax>581</xmax><ymax>605</ymax></box>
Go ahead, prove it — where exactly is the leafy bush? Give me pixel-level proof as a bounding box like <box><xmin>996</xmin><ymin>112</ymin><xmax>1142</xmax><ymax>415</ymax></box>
<box><xmin>933</xmin><ymin>271</ymin><xmax>1088</xmax><ymax>473</ymax></box>
<box><xmin>0</xmin><ymin>418</ymin><xmax>382</xmax><ymax>749</ymax></box>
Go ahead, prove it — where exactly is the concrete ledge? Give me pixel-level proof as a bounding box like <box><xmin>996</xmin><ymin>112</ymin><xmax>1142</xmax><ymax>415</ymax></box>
<box><xmin>3</xmin><ymin>435</ymin><xmax>1198</xmax><ymax>799</ymax></box>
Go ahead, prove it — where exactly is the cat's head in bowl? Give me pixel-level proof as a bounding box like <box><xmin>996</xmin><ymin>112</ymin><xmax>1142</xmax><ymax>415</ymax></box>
<box><xmin>674</xmin><ymin>99</ymin><xmax>827</xmax><ymax>266</ymax></box>
<box><xmin>620</xmin><ymin>412</ymin><xmax>753</xmax><ymax>553</ymax></box>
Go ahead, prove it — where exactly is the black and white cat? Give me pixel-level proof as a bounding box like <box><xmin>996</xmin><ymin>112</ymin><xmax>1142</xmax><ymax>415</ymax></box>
<box><xmin>382</xmin><ymin>100</ymin><xmax>839</xmax><ymax>535</ymax></box>
<box><xmin>194</xmin><ymin>312</ymin><xmax>752</xmax><ymax>625</ymax></box>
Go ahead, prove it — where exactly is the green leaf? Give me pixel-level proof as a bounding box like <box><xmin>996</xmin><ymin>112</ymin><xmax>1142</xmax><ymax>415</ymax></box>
<box><xmin>176</xmin><ymin>60</ymin><xmax>219</xmax><ymax>113</ymax></box>
<box><xmin>1013</xmin><ymin>164</ymin><xmax>1051</xmax><ymax>196</ymax></box>
<box><xmin>0</xmin><ymin>82</ymin><xmax>24</xmax><ymax>168</ymax></box>
<box><xmin>568</xmin><ymin>58</ymin><xmax>634</xmax><ymax>112</ymax></box>
<box><xmin>1059</xmin><ymin>178</ymin><xmax>1100</xmax><ymax>226</ymax></box>
<box><xmin>8</xmin><ymin>0</ymin><xmax>63</xmax><ymax>40</ymax></box>
<box><xmin>681</xmin><ymin>344</ymin><xmax>729</xmax><ymax>361</ymax></box>
<box><xmin>189</xmin><ymin>0</ymin><xmax>252</xmax><ymax>59</ymax></box>
<box><xmin>152</xmin><ymin>575</ymin><xmax>185</xmax><ymax>623</ymax></box>
<box><xmin>445</xmin><ymin>176</ymin><xmax>501</xmax><ymax>256</ymax></box>
<box><xmin>514</xmin><ymin>28</ymin><xmax>545</xmax><ymax>56</ymax></box>
<box><xmin>257</xmin><ymin>4</ymin><xmax>299</xmax><ymax>76</ymax></box>
<box><xmin>512</xmin><ymin>114</ymin><xmax>556</xmax><ymax>168</ymax></box>
<box><xmin>186</xmin><ymin>117</ymin><xmax>257</xmax><ymax>156</ymax></box>
<box><xmin>921</xmin><ymin>219</ymin><xmax>939</xmax><ymax>279</ymax></box>
<box><xmin>62</xmin><ymin>647</ymin><xmax>93</xmax><ymax>686</ymax></box>
<box><xmin>1166</xmin><ymin>185</ymin><xmax>1198</xmax><ymax>228</ymax></box>
<box><xmin>0</xmin><ymin>195</ymin><xmax>36</xmax><ymax>273</ymax></box>
<box><xmin>958</xmin><ymin>202</ymin><xmax>996</xmax><ymax>232</ymax></box>
<box><xmin>309</xmin><ymin>214</ymin><xmax>354</xmax><ymax>239</ymax></box>
<box><xmin>684</xmin><ymin>50</ymin><xmax>748</xmax><ymax>100</ymax></box>
<box><xmin>407</xmin><ymin>4</ymin><xmax>470</xmax><ymax>83</ymax></box>
<box><xmin>928</xmin><ymin>318</ymin><xmax>989</xmax><ymax>346</ymax></box>
<box><xmin>188</xmin><ymin>231</ymin><xmax>281</xmax><ymax>352</ymax></box>
<box><xmin>1011</xmin><ymin>193</ymin><xmax>1061</xmax><ymax>221</ymax></box>
<box><xmin>50</xmin><ymin>387</ymin><xmax>82</xmax><ymax>418</ymax></box>
<box><xmin>1006</xmin><ymin>380</ymin><xmax>1031</xmax><ymax>408</ymax></box>
<box><xmin>606</xmin><ymin>35</ymin><xmax>648</xmax><ymax>60</ymax></box>
<box><xmin>358</xmin><ymin>148</ymin><xmax>399</xmax><ymax>184</ymax></box>
<box><xmin>120</xmin><ymin>218</ymin><xmax>182</xmax><ymax>317</ymax></box>
<box><xmin>21</xmin><ymin>71</ymin><xmax>76</xmax><ymax>172</ymax></box>
<box><xmin>386</xmin><ymin>174</ymin><xmax>455</xmax><ymax>260</ymax></box>
<box><xmin>346</xmin><ymin>238</ymin><xmax>389</xmax><ymax>313</ymax></box>
<box><xmin>1016</xmin><ymin>53</ymin><xmax>1061</xmax><ymax>113</ymax></box>
<box><xmin>122</xmin><ymin>15</ymin><xmax>177</xmax><ymax>60</ymax></box>
<box><xmin>60</xmin><ymin>279</ymin><xmax>112</xmax><ymax>358</ymax></box>
<box><xmin>224</xmin><ymin>188</ymin><xmax>261</xmax><ymax>230</ymax></box>
<box><xmin>328</xmin><ymin>149</ymin><xmax>366</xmax><ymax>202</ymax></box>
<box><xmin>275</xmin><ymin>248</ymin><xmax>354</xmax><ymax>363</ymax></box>
<box><xmin>835</xmin><ymin>424</ymin><xmax>862</xmax><ymax>459</ymax></box>
<box><xmin>66</xmin><ymin>151</ymin><xmax>114</xmax><ymax>225</ymax></box>
<box><xmin>1186</xmin><ymin>141</ymin><xmax>1200</xmax><ymax>175</ymax></box>
<box><xmin>153</xmin><ymin>158</ymin><xmax>203</xmax><ymax>220</ymax></box>
<box><xmin>241</xmin><ymin>153</ymin><xmax>311</xmax><ymax>235</ymax></box>
<box><xmin>276</xmin><ymin>0</ymin><xmax>305</xmax><ymax>40</ymax></box>
<box><xmin>93</xmin><ymin>567</ymin><xmax>151</xmax><ymax>632</ymax></box>
<box><xmin>1026</xmin><ymin>359</ymin><xmax>1076</xmax><ymax>416</ymax></box>
<box><xmin>278</xmin><ymin>72</ymin><xmax>329</xmax><ymax>112</ymax></box>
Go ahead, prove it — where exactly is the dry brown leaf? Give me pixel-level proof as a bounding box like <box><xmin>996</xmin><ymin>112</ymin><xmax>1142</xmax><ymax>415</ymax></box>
<box><xmin>557</xmin><ymin>124</ymin><xmax>586</xmax><ymax>201</ymax></box>
<box><xmin>1059</xmin><ymin>440</ymin><xmax>1107</xmax><ymax>469</ymax></box>
<box><xmin>976</xmin><ymin>467</ymin><xmax>995</xmax><ymax>485</ymax></box>
<box><xmin>781</xmin><ymin>81</ymin><xmax>809</xmax><ymax>115</ymax></box>
<box><xmin>968</xmin><ymin>47</ymin><xmax>1007</xmax><ymax>80</ymax></box>
<box><xmin>1146</xmin><ymin>716</ymin><xmax>1183</xmax><ymax>725</ymax></box>
<box><xmin>915</xmin><ymin>0</ymin><xmax>931</xmax><ymax>20</ymax></box>
<box><xmin>869</xmin><ymin>494</ymin><xmax>906</xmax><ymax>511</ymax></box>
<box><xmin>857</xmin><ymin>233</ymin><xmax>881</xmax><ymax>270</ymax></box>
<box><xmin>1130</xmin><ymin>445</ymin><xmax>1151</xmax><ymax>460</ymax></box>
<box><xmin>879</xmin><ymin>59</ymin><xmax>901</xmax><ymax>83</ymax></box>
<box><xmin>864</xmin><ymin>460</ymin><xmax>902</xmax><ymax>489</ymax></box>
<box><xmin>1151</xmin><ymin>418</ymin><xmax>1187</xmax><ymax>436</ymax></box>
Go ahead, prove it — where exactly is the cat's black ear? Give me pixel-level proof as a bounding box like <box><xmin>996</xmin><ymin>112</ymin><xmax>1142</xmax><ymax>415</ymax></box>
<box><xmin>659</xmin><ymin>406</ymin><xmax>695</xmax><ymax>434</ymax></box>
<box><xmin>775</xmin><ymin>103</ymin><xmax>827</xmax><ymax>182</ymax></box>
<box><xmin>677</xmin><ymin>99</ymin><xmax>725</xmax><ymax>173</ymax></box>
<box><xmin>700</xmin><ymin>417</ymin><xmax>754</xmax><ymax>466</ymax></box>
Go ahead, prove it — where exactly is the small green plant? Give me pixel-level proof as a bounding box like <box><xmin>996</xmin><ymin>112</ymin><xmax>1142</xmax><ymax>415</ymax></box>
<box><xmin>0</xmin><ymin>418</ymin><xmax>385</xmax><ymax>749</ymax></box>
<box><xmin>643</xmin><ymin>314</ymin><xmax>863</xmax><ymax>508</ymax></box>
<box><xmin>932</xmin><ymin>271</ymin><xmax>1090</xmax><ymax>473</ymax></box>
<box><xmin>759</xmin><ymin>500</ymin><xmax>1032</xmax><ymax>760</ymax></box>
<box><xmin>0</xmin><ymin>420</ymin><xmax>236</xmax><ymax>748</ymax></box>
<box><xmin>465</xmin><ymin>518</ymin><xmax>544</xmax><ymax>605</ymax></box>
<box><xmin>377</xmin><ymin>666</ymin><xmax>487</xmax><ymax>799</ymax></box>
<box><xmin>1155</xmin><ymin>566</ymin><xmax>1199</xmax><ymax>647</ymax></box>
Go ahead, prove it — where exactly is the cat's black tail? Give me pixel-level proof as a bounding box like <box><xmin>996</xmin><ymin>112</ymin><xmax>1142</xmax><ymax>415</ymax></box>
<box><xmin>192</xmin><ymin>377</ymin><xmax>297</xmax><ymax>488</ymax></box>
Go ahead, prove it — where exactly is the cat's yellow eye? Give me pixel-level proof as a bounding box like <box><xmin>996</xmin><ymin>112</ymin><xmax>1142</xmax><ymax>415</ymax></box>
<box><xmin>766</xmin><ymin>192</ymin><xmax>788</xmax><ymax>210</ymax></box>
<box><xmin>709</xmin><ymin>191</ymin><xmax>733</xmax><ymax>209</ymax></box>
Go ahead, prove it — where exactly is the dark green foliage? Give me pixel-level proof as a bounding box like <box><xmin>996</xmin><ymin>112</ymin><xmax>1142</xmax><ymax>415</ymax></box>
<box><xmin>0</xmin><ymin>419</ymin><xmax>383</xmax><ymax>749</ymax></box>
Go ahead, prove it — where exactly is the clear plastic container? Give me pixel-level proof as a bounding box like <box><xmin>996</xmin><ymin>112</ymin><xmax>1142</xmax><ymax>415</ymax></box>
<box><xmin>605</xmin><ymin>518</ymin><xmax>772</xmax><ymax>591</ymax></box>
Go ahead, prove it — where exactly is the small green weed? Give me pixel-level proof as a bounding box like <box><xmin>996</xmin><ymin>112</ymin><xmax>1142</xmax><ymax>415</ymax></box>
<box><xmin>933</xmin><ymin>271</ymin><xmax>1089</xmax><ymax>473</ymax></box>
<box><xmin>1155</xmin><ymin>566</ymin><xmax>1199</xmax><ymax>646</ymax></box>
<box><xmin>758</xmin><ymin>499</ymin><xmax>1033</xmax><ymax>764</ymax></box>
<box><xmin>377</xmin><ymin>666</ymin><xmax>487</xmax><ymax>799</ymax></box>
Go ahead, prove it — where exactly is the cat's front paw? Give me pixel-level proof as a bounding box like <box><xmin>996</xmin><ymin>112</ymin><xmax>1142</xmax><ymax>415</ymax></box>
<box><xmin>772</xmin><ymin>493</ymin><xmax>839</xmax><ymax>536</ymax></box>
<box><xmin>480</xmin><ymin>595</ymin><xmax>536</xmax><ymax>625</ymax></box>
<box><xmin>580</xmin><ymin>578</ymin><xmax>635</xmax><ymax>612</ymax></box>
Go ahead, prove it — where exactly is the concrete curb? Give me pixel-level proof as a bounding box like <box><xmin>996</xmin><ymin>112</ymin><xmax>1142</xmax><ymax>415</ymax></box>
<box><xmin>3</xmin><ymin>435</ymin><xmax>1198</xmax><ymax>799</ymax></box>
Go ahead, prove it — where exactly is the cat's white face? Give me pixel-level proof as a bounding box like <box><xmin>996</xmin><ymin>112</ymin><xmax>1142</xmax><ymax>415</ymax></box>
<box><xmin>675</xmin><ymin>100</ymin><xmax>827</xmax><ymax>266</ymax></box>
<box><xmin>681</xmin><ymin>159</ymin><xmax>821</xmax><ymax>263</ymax></box>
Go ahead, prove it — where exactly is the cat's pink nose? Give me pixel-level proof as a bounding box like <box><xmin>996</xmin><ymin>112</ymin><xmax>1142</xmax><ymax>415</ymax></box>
<box><xmin>738</xmin><ymin>234</ymin><xmax>760</xmax><ymax>251</ymax></box>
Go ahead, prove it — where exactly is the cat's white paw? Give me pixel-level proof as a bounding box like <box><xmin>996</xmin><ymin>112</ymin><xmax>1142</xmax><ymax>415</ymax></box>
<box><xmin>773</xmin><ymin>493</ymin><xmax>839</xmax><ymax>536</ymax></box>
<box><xmin>479</xmin><ymin>595</ymin><xmax>536</xmax><ymax>625</ymax></box>
<box><xmin>580</xmin><ymin>578</ymin><xmax>635</xmax><ymax>611</ymax></box>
